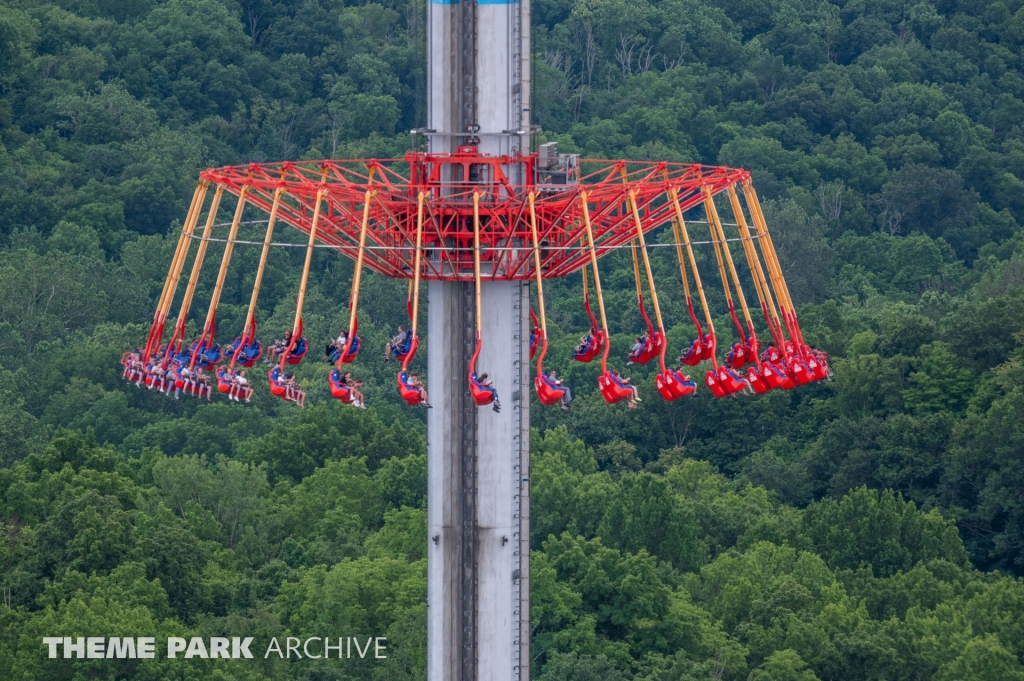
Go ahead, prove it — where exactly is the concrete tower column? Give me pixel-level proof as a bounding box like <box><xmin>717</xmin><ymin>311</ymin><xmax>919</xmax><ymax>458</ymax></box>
<box><xmin>426</xmin><ymin>0</ymin><xmax>531</xmax><ymax>676</ymax></box>
<box><xmin>426</xmin><ymin>280</ymin><xmax>530</xmax><ymax>681</ymax></box>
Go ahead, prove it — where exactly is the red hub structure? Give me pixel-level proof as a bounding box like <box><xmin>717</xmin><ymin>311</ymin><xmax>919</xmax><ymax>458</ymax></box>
<box><xmin>199</xmin><ymin>147</ymin><xmax>749</xmax><ymax>281</ymax></box>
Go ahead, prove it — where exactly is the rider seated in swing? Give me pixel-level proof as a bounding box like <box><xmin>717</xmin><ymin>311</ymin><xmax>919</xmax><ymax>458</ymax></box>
<box><xmin>545</xmin><ymin>369</ymin><xmax>573</xmax><ymax>410</ymax></box>
<box><xmin>627</xmin><ymin>335</ymin><xmax>648</xmax><ymax>365</ymax></box>
<box><xmin>282</xmin><ymin>371</ymin><xmax>305</xmax><ymax>408</ymax></box>
<box><xmin>166</xmin><ymin>362</ymin><xmax>183</xmax><ymax>399</ymax></box>
<box><xmin>574</xmin><ymin>332</ymin><xmax>594</xmax><ymax>357</ymax></box>
<box><xmin>122</xmin><ymin>352</ymin><xmax>133</xmax><ymax>381</ymax></box>
<box><xmin>350</xmin><ymin>379</ymin><xmax>366</xmax><ymax>409</ymax></box>
<box><xmin>324</xmin><ymin>332</ymin><xmax>345</xmax><ymax>362</ymax></box>
<box><xmin>610</xmin><ymin>369</ymin><xmax>641</xmax><ymax>408</ymax></box>
<box><xmin>680</xmin><ymin>333</ymin><xmax>710</xmax><ymax>364</ymax></box>
<box><xmin>407</xmin><ymin>372</ymin><xmax>432</xmax><ymax>408</ymax></box>
<box><xmin>385</xmin><ymin>325</ymin><xmax>410</xmax><ymax>360</ymax></box>
<box><xmin>134</xmin><ymin>355</ymin><xmax>146</xmax><ymax>384</ymax></box>
<box><xmin>338</xmin><ymin>371</ymin><xmax>365</xmax><ymax>408</ymax></box>
<box><xmin>151</xmin><ymin>363</ymin><xmax>167</xmax><ymax>392</ymax></box>
<box><xmin>476</xmin><ymin>373</ymin><xmax>501</xmax><ymax>413</ymax></box>
<box><xmin>329</xmin><ymin>368</ymin><xmax>352</xmax><ymax>399</ymax></box>
<box><xmin>195</xmin><ymin>367</ymin><xmax>212</xmax><ymax>400</ymax></box>
<box><xmin>185</xmin><ymin>365</ymin><xmax>200</xmax><ymax>397</ymax></box>
<box><xmin>129</xmin><ymin>353</ymin><xmax>144</xmax><ymax>385</ymax></box>
<box><xmin>177</xmin><ymin>363</ymin><xmax>194</xmax><ymax>398</ymax></box>
<box><xmin>670</xmin><ymin>365</ymin><xmax>697</xmax><ymax>388</ymax></box>
<box><xmin>217</xmin><ymin>364</ymin><xmax>233</xmax><ymax>389</ymax></box>
<box><xmin>228</xmin><ymin>369</ymin><xmax>241</xmax><ymax>401</ymax></box>
<box><xmin>231</xmin><ymin>370</ymin><xmax>252</xmax><ymax>403</ymax></box>
<box><xmin>267</xmin><ymin>330</ymin><xmax>293</xmax><ymax>364</ymax></box>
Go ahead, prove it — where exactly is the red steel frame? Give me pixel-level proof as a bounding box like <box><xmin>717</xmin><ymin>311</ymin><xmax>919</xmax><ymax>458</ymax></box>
<box><xmin>199</xmin><ymin>146</ymin><xmax>751</xmax><ymax>281</ymax></box>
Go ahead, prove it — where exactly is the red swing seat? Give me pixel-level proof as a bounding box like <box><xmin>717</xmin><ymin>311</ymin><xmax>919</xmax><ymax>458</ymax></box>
<box><xmin>215</xmin><ymin>367</ymin><xmax>233</xmax><ymax>394</ymax></box>
<box><xmin>285</xmin><ymin>337</ymin><xmax>308</xmax><ymax>365</ymax></box>
<box><xmin>705</xmin><ymin>365</ymin><xmax>748</xmax><ymax>398</ymax></box>
<box><xmin>761</xmin><ymin>345</ymin><xmax>783</xmax><ymax>364</ymax></box>
<box><xmin>655</xmin><ymin>369</ymin><xmax>696</xmax><ymax>400</ymax></box>
<box><xmin>628</xmin><ymin>331</ymin><xmax>664</xmax><ymax>365</ymax></box>
<box><xmin>745</xmin><ymin>365</ymin><xmax>772</xmax><ymax>394</ymax></box>
<box><xmin>396</xmin><ymin>370</ymin><xmax>425</xmax><ymax>407</ymax></box>
<box><xmin>329</xmin><ymin>336</ymin><xmax>361</xmax><ymax>364</ymax></box>
<box><xmin>760</xmin><ymin>361</ymin><xmax>794</xmax><ymax>390</ymax></box>
<box><xmin>268</xmin><ymin>367</ymin><xmax>288</xmax><ymax>398</ymax></box>
<box><xmin>121</xmin><ymin>353</ymin><xmax>140</xmax><ymax>382</ymax></box>
<box><xmin>337</xmin><ymin>317</ymin><xmax>362</xmax><ymax>363</ymax></box>
<box><xmin>535</xmin><ymin>372</ymin><xmax>567</xmax><ymax>406</ymax></box>
<box><xmin>719</xmin><ymin>366</ymin><xmax>749</xmax><ymax>394</ymax></box>
<box><xmin>396</xmin><ymin>335</ymin><xmax>424</xmax><ymax>405</ymax></box>
<box><xmin>787</xmin><ymin>357</ymin><xmax>815</xmax><ymax>386</ymax></box>
<box><xmin>193</xmin><ymin>343</ymin><xmax>222</xmax><ymax>368</ymax></box>
<box><xmin>680</xmin><ymin>334</ymin><xmax>713</xmax><ymax>366</ymax></box>
<box><xmin>227</xmin><ymin>337</ymin><xmax>262</xmax><ymax>367</ymax></box>
<box><xmin>391</xmin><ymin>335</ymin><xmax>414</xmax><ymax>362</ymax></box>
<box><xmin>573</xmin><ymin>329</ymin><xmax>602</xmax><ymax>363</ymax></box>
<box><xmin>704</xmin><ymin>369</ymin><xmax>727</xmax><ymax>398</ymax></box>
<box><xmin>727</xmin><ymin>336</ymin><xmax>760</xmax><ymax>370</ymax></box>
<box><xmin>398</xmin><ymin>371</ymin><xmax>423</xmax><ymax>406</ymax></box>
<box><xmin>576</xmin><ymin>273</ymin><xmax>602</xmax><ymax>363</ymax></box>
<box><xmin>598</xmin><ymin>372</ymin><xmax>634</xmax><ymax>404</ymax></box>
<box><xmin>469</xmin><ymin>372</ymin><xmax>497</xmax><ymax>406</ymax></box>
<box><xmin>807</xmin><ymin>350</ymin><xmax>831</xmax><ymax>381</ymax></box>
<box><xmin>185</xmin><ymin>315</ymin><xmax>222</xmax><ymax>369</ymax></box>
<box><xmin>329</xmin><ymin>369</ymin><xmax>355</xmax><ymax>403</ymax></box>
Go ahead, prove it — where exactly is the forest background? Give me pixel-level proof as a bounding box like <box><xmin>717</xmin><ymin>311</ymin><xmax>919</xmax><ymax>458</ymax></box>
<box><xmin>1</xmin><ymin>0</ymin><xmax>1024</xmax><ymax>678</ymax></box>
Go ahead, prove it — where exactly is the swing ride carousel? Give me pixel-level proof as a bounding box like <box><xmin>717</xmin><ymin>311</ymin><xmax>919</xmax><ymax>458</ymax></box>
<box><xmin>121</xmin><ymin>147</ymin><xmax>832</xmax><ymax>409</ymax></box>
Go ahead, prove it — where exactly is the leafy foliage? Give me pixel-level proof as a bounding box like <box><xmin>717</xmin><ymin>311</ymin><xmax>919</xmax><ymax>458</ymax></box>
<box><xmin>2</xmin><ymin>0</ymin><xmax>1024</xmax><ymax>677</ymax></box>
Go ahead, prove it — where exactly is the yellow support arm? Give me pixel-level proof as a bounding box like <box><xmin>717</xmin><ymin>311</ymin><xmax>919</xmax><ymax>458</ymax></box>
<box><xmin>743</xmin><ymin>180</ymin><xmax>804</xmax><ymax>347</ymax></box>
<box><xmin>528</xmin><ymin>193</ymin><xmax>547</xmax><ymax>334</ymax></box>
<box><xmin>728</xmin><ymin>185</ymin><xmax>782</xmax><ymax>337</ymax></box>
<box><xmin>579</xmin><ymin>192</ymin><xmax>609</xmax><ymax>333</ymax></box>
<box><xmin>338</xmin><ymin>189</ymin><xmax>376</xmax><ymax>365</ymax></box>
<box><xmin>743</xmin><ymin>180</ymin><xmax>792</xmax><ymax>315</ymax></box>
<box><xmin>473</xmin><ymin>192</ymin><xmax>483</xmax><ymax>338</ymax></box>
<box><xmin>670</xmin><ymin>188</ymin><xmax>715</xmax><ymax>336</ymax></box>
<box><xmin>705</xmin><ymin>186</ymin><xmax>754</xmax><ymax>329</ymax></box>
<box><xmin>156</xmin><ymin>181</ymin><xmax>208</xmax><ymax>321</ymax></box>
<box><xmin>628</xmin><ymin>190</ymin><xmax>663</xmax><ymax>331</ymax></box>
<box><xmin>410</xmin><ymin>192</ymin><xmax>426</xmax><ymax>337</ymax></box>
<box><xmin>241</xmin><ymin>186</ymin><xmax>285</xmax><ymax>340</ymax></box>
<box><xmin>174</xmin><ymin>185</ymin><xmax>224</xmax><ymax>335</ymax></box>
<box><xmin>202</xmin><ymin>187</ymin><xmax>248</xmax><ymax>332</ymax></box>
<box><xmin>292</xmin><ymin>188</ymin><xmax>326</xmax><ymax>335</ymax></box>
